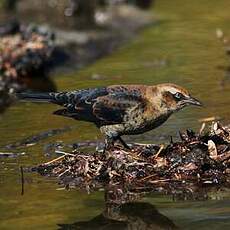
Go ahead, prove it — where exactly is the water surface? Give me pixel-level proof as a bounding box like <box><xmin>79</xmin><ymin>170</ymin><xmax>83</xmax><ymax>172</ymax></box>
<box><xmin>1</xmin><ymin>0</ymin><xmax>230</xmax><ymax>229</ymax></box>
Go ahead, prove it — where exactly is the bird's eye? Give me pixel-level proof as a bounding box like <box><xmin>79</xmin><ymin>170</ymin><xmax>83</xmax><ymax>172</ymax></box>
<box><xmin>174</xmin><ymin>92</ymin><xmax>183</xmax><ymax>100</ymax></box>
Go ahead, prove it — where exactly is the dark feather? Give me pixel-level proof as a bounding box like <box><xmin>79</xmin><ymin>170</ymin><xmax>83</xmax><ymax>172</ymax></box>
<box><xmin>16</xmin><ymin>92</ymin><xmax>56</xmax><ymax>102</ymax></box>
<box><xmin>53</xmin><ymin>87</ymin><xmax>110</xmax><ymax>122</ymax></box>
<box><xmin>92</xmin><ymin>88</ymin><xmax>147</xmax><ymax>125</ymax></box>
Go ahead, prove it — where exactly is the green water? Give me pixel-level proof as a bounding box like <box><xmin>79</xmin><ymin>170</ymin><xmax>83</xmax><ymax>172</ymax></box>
<box><xmin>1</xmin><ymin>0</ymin><xmax>230</xmax><ymax>229</ymax></box>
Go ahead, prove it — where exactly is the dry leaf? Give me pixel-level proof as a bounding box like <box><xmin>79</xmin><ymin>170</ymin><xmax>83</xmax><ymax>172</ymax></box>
<box><xmin>208</xmin><ymin>140</ymin><xmax>218</xmax><ymax>160</ymax></box>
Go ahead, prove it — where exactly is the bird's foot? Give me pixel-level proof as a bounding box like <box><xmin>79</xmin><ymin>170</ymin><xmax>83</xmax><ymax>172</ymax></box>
<box><xmin>117</xmin><ymin>136</ymin><xmax>131</xmax><ymax>150</ymax></box>
<box><xmin>101</xmin><ymin>138</ymin><xmax>114</xmax><ymax>155</ymax></box>
<box><xmin>96</xmin><ymin>142</ymin><xmax>106</xmax><ymax>153</ymax></box>
<box><xmin>99</xmin><ymin>137</ymin><xmax>132</xmax><ymax>155</ymax></box>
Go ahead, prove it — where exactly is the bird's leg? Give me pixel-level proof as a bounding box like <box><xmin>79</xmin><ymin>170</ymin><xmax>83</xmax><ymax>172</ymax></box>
<box><xmin>102</xmin><ymin>136</ymin><xmax>130</xmax><ymax>154</ymax></box>
<box><xmin>117</xmin><ymin>136</ymin><xmax>131</xmax><ymax>150</ymax></box>
<box><xmin>102</xmin><ymin>136</ymin><xmax>115</xmax><ymax>154</ymax></box>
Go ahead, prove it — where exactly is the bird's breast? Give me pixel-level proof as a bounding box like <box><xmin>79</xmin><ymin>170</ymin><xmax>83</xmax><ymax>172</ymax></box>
<box><xmin>121</xmin><ymin>109</ymin><xmax>171</xmax><ymax>135</ymax></box>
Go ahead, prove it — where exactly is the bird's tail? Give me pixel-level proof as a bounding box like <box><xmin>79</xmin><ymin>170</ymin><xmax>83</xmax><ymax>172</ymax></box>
<box><xmin>16</xmin><ymin>92</ymin><xmax>56</xmax><ymax>103</ymax></box>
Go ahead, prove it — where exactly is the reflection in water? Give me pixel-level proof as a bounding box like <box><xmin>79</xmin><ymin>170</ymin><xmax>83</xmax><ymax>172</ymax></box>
<box><xmin>58</xmin><ymin>202</ymin><xmax>177</xmax><ymax>230</ymax></box>
<box><xmin>221</xmin><ymin>67</ymin><xmax>230</xmax><ymax>89</ymax></box>
<box><xmin>58</xmin><ymin>185</ymin><xmax>177</xmax><ymax>230</ymax></box>
<box><xmin>3</xmin><ymin>126</ymin><xmax>70</xmax><ymax>150</ymax></box>
<box><xmin>216</xmin><ymin>29</ymin><xmax>230</xmax><ymax>89</ymax></box>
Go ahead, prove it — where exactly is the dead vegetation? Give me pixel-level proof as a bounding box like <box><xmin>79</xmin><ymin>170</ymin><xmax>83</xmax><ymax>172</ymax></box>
<box><xmin>34</xmin><ymin>121</ymin><xmax>230</xmax><ymax>198</ymax></box>
<box><xmin>0</xmin><ymin>21</ymin><xmax>55</xmax><ymax>86</ymax></box>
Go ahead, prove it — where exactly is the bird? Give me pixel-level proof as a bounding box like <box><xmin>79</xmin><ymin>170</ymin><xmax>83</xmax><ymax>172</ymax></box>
<box><xmin>17</xmin><ymin>83</ymin><xmax>202</xmax><ymax>150</ymax></box>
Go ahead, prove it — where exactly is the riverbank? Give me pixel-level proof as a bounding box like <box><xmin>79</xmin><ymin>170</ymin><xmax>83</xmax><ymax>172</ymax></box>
<box><xmin>51</xmin><ymin>5</ymin><xmax>154</xmax><ymax>75</ymax></box>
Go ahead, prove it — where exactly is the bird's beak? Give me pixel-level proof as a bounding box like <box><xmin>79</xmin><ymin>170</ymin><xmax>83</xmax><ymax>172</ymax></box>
<box><xmin>185</xmin><ymin>96</ymin><xmax>203</xmax><ymax>107</ymax></box>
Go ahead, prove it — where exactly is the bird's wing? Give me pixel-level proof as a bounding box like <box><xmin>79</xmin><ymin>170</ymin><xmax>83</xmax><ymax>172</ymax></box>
<box><xmin>92</xmin><ymin>89</ymin><xmax>147</xmax><ymax>125</ymax></box>
<box><xmin>53</xmin><ymin>87</ymin><xmax>109</xmax><ymax>122</ymax></box>
<box><xmin>52</xmin><ymin>86</ymin><xmax>147</xmax><ymax>125</ymax></box>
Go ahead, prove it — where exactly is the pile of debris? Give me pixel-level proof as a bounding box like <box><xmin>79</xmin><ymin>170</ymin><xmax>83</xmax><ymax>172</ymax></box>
<box><xmin>0</xmin><ymin>21</ymin><xmax>55</xmax><ymax>86</ymax></box>
<box><xmin>0</xmin><ymin>21</ymin><xmax>55</xmax><ymax>112</ymax></box>
<box><xmin>34</xmin><ymin>121</ymin><xmax>230</xmax><ymax>197</ymax></box>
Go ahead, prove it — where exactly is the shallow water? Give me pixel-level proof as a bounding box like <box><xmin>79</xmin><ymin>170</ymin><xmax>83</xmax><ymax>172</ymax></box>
<box><xmin>1</xmin><ymin>0</ymin><xmax>230</xmax><ymax>229</ymax></box>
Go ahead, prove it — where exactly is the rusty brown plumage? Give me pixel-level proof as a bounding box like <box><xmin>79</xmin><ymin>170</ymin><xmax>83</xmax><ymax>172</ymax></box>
<box><xmin>17</xmin><ymin>83</ymin><xmax>202</xmax><ymax>149</ymax></box>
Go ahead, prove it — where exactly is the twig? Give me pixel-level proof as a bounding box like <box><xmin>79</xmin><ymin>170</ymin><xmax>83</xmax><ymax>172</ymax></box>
<box><xmin>199</xmin><ymin>122</ymin><xmax>206</xmax><ymax>135</ymax></box>
<box><xmin>154</xmin><ymin>144</ymin><xmax>164</xmax><ymax>158</ymax></box>
<box><xmin>44</xmin><ymin>150</ymin><xmax>76</xmax><ymax>165</ymax></box>
<box><xmin>139</xmin><ymin>174</ymin><xmax>157</xmax><ymax>181</ymax></box>
<box><xmin>44</xmin><ymin>155</ymin><xmax>65</xmax><ymax>165</ymax></box>
<box><xmin>198</xmin><ymin>116</ymin><xmax>221</xmax><ymax>123</ymax></box>
<box><xmin>0</xmin><ymin>152</ymin><xmax>25</xmax><ymax>157</ymax></box>
<box><xmin>20</xmin><ymin>166</ymin><xmax>24</xmax><ymax>196</ymax></box>
<box><xmin>55</xmin><ymin>150</ymin><xmax>76</xmax><ymax>157</ymax></box>
<box><xmin>58</xmin><ymin>169</ymin><xmax>70</xmax><ymax>177</ymax></box>
<box><xmin>132</xmin><ymin>142</ymin><xmax>158</xmax><ymax>148</ymax></box>
<box><xmin>149</xmin><ymin>179</ymin><xmax>172</xmax><ymax>183</ymax></box>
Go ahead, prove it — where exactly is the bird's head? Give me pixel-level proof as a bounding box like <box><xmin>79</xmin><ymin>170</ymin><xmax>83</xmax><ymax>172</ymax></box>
<box><xmin>153</xmin><ymin>83</ymin><xmax>202</xmax><ymax>112</ymax></box>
